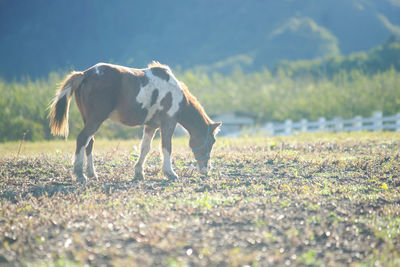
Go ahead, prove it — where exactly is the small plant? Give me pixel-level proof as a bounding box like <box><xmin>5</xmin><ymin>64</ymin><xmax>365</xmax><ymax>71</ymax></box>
<box><xmin>297</xmin><ymin>250</ymin><xmax>321</xmax><ymax>266</ymax></box>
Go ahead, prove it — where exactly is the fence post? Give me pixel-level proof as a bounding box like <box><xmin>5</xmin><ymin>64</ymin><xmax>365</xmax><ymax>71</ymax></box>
<box><xmin>373</xmin><ymin>111</ymin><xmax>383</xmax><ymax>131</ymax></box>
<box><xmin>285</xmin><ymin>119</ymin><xmax>292</xmax><ymax>135</ymax></box>
<box><xmin>300</xmin><ymin>118</ymin><xmax>308</xmax><ymax>133</ymax></box>
<box><xmin>396</xmin><ymin>113</ymin><xmax>400</xmax><ymax>132</ymax></box>
<box><xmin>318</xmin><ymin>117</ymin><xmax>326</xmax><ymax>132</ymax></box>
<box><xmin>334</xmin><ymin>117</ymin><xmax>343</xmax><ymax>132</ymax></box>
<box><xmin>354</xmin><ymin>115</ymin><xmax>362</xmax><ymax>131</ymax></box>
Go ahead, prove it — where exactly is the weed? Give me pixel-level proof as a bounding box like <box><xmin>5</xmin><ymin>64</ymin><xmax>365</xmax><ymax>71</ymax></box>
<box><xmin>297</xmin><ymin>250</ymin><xmax>321</xmax><ymax>266</ymax></box>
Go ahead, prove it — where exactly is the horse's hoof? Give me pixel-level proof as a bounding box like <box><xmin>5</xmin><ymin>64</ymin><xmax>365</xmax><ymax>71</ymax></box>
<box><xmin>76</xmin><ymin>174</ymin><xmax>87</xmax><ymax>184</ymax></box>
<box><xmin>165</xmin><ymin>172</ymin><xmax>179</xmax><ymax>181</ymax></box>
<box><xmin>134</xmin><ymin>172</ymin><xmax>144</xmax><ymax>181</ymax></box>
<box><xmin>87</xmin><ymin>172</ymin><xmax>98</xmax><ymax>180</ymax></box>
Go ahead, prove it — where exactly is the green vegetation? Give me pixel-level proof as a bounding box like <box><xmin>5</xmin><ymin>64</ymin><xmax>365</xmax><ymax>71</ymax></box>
<box><xmin>0</xmin><ymin>132</ymin><xmax>399</xmax><ymax>265</ymax></box>
<box><xmin>1</xmin><ymin>41</ymin><xmax>400</xmax><ymax>142</ymax></box>
<box><xmin>276</xmin><ymin>38</ymin><xmax>400</xmax><ymax>78</ymax></box>
<box><xmin>182</xmin><ymin>65</ymin><xmax>400</xmax><ymax>122</ymax></box>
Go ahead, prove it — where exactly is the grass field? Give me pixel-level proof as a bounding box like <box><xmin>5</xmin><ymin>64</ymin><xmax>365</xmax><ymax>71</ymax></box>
<box><xmin>0</xmin><ymin>132</ymin><xmax>399</xmax><ymax>266</ymax></box>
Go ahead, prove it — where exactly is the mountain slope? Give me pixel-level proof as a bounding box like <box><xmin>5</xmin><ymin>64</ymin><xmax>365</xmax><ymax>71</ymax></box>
<box><xmin>0</xmin><ymin>0</ymin><xmax>399</xmax><ymax>79</ymax></box>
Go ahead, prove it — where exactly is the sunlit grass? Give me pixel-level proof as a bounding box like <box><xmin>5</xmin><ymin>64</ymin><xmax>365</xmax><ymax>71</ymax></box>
<box><xmin>0</xmin><ymin>131</ymin><xmax>399</xmax><ymax>266</ymax></box>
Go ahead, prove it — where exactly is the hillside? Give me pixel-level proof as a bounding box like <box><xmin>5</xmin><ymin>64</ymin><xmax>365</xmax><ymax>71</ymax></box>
<box><xmin>0</xmin><ymin>0</ymin><xmax>399</xmax><ymax>79</ymax></box>
<box><xmin>275</xmin><ymin>38</ymin><xmax>400</xmax><ymax>78</ymax></box>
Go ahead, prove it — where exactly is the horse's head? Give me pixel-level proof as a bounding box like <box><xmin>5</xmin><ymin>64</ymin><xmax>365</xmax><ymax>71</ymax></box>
<box><xmin>190</xmin><ymin>122</ymin><xmax>222</xmax><ymax>175</ymax></box>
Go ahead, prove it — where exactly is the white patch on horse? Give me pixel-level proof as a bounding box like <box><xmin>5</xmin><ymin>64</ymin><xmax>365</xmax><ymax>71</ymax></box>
<box><xmin>94</xmin><ymin>63</ymin><xmax>111</xmax><ymax>75</ymax></box>
<box><xmin>74</xmin><ymin>146</ymin><xmax>85</xmax><ymax>173</ymax></box>
<box><xmin>86</xmin><ymin>153</ymin><xmax>96</xmax><ymax>176</ymax></box>
<box><xmin>74</xmin><ymin>135</ymin><xmax>93</xmax><ymax>175</ymax></box>
<box><xmin>162</xmin><ymin>148</ymin><xmax>174</xmax><ymax>174</ymax></box>
<box><xmin>136</xmin><ymin>69</ymin><xmax>184</xmax><ymax>123</ymax></box>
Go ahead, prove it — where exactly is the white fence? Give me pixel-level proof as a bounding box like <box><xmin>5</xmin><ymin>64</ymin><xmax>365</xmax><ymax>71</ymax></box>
<box><xmin>260</xmin><ymin>111</ymin><xmax>400</xmax><ymax>136</ymax></box>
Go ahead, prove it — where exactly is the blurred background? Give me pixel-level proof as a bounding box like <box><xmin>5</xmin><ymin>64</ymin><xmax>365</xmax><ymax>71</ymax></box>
<box><xmin>0</xmin><ymin>0</ymin><xmax>399</xmax><ymax>141</ymax></box>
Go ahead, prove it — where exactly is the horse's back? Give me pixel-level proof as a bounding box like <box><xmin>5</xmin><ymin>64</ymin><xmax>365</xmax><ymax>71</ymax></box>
<box><xmin>77</xmin><ymin>62</ymin><xmax>183</xmax><ymax>128</ymax></box>
<box><xmin>85</xmin><ymin>63</ymin><xmax>150</xmax><ymax>126</ymax></box>
<box><xmin>74</xmin><ymin>63</ymin><xmax>141</xmax><ymax>124</ymax></box>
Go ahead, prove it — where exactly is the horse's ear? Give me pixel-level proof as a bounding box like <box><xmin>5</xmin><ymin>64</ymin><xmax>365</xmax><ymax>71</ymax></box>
<box><xmin>211</xmin><ymin>122</ymin><xmax>222</xmax><ymax>135</ymax></box>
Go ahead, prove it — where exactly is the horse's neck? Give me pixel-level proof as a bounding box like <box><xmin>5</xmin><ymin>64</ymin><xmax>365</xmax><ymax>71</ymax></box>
<box><xmin>177</xmin><ymin>100</ymin><xmax>208</xmax><ymax>138</ymax></box>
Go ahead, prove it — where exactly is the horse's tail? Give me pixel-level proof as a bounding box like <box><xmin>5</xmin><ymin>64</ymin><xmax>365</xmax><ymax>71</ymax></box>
<box><xmin>48</xmin><ymin>71</ymin><xmax>84</xmax><ymax>138</ymax></box>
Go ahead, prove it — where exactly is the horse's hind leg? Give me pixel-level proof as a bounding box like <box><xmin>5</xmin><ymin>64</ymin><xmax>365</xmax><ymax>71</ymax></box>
<box><xmin>86</xmin><ymin>137</ymin><xmax>97</xmax><ymax>179</ymax></box>
<box><xmin>74</xmin><ymin>121</ymin><xmax>102</xmax><ymax>184</ymax></box>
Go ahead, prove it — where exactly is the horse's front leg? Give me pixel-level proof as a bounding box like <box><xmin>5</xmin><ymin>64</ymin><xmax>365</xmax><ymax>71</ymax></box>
<box><xmin>160</xmin><ymin>121</ymin><xmax>178</xmax><ymax>180</ymax></box>
<box><xmin>134</xmin><ymin>126</ymin><xmax>157</xmax><ymax>180</ymax></box>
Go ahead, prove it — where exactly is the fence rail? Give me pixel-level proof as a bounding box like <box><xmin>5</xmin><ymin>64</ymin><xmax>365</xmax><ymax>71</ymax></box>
<box><xmin>260</xmin><ymin>111</ymin><xmax>400</xmax><ymax>136</ymax></box>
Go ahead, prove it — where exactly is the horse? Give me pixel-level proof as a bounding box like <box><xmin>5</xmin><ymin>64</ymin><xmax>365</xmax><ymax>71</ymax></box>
<box><xmin>48</xmin><ymin>62</ymin><xmax>221</xmax><ymax>184</ymax></box>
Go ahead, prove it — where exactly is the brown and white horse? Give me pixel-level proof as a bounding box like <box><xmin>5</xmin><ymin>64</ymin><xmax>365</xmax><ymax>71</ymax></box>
<box><xmin>48</xmin><ymin>62</ymin><xmax>221</xmax><ymax>184</ymax></box>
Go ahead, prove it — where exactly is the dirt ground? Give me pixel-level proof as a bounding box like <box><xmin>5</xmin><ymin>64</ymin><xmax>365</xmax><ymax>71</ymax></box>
<box><xmin>0</xmin><ymin>133</ymin><xmax>399</xmax><ymax>266</ymax></box>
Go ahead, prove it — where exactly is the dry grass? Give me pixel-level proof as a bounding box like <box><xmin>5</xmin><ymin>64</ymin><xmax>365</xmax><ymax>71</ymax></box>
<box><xmin>0</xmin><ymin>132</ymin><xmax>399</xmax><ymax>266</ymax></box>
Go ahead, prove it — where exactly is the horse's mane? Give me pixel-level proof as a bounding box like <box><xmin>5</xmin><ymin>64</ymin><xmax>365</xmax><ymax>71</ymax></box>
<box><xmin>147</xmin><ymin>61</ymin><xmax>170</xmax><ymax>70</ymax></box>
<box><xmin>179</xmin><ymin>81</ymin><xmax>212</xmax><ymax>124</ymax></box>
